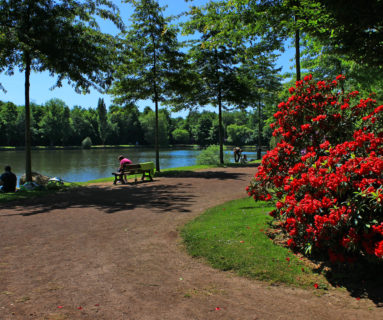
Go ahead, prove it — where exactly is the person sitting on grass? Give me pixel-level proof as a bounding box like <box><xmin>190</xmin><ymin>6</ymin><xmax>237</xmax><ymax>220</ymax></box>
<box><xmin>0</xmin><ymin>165</ymin><xmax>17</xmax><ymax>193</ymax></box>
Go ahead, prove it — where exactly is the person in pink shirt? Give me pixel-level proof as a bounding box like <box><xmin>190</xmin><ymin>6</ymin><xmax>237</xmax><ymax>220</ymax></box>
<box><xmin>118</xmin><ymin>155</ymin><xmax>132</xmax><ymax>172</ymax></box>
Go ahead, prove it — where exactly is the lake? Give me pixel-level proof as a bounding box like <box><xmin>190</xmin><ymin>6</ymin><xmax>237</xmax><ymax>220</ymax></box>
<box><xmin>0</xmin><ymin>147</ymin><xmax>262</xmax><ymax>184</ymax></box>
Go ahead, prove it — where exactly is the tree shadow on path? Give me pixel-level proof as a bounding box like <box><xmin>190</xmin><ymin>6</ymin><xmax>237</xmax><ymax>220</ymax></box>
<box><xmin>1</xmin><ymin>170</ymin><xmax>248</xmax><ymax>217</ymax></box>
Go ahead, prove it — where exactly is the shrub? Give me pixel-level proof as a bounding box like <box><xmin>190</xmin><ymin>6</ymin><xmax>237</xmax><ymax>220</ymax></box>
<box><xmin>247</xmin><ymin>74</ymin><xmax>383</xmax><ymax>263</ymax></box>
<box><xmin>81</xmin><ymin>136</ymin><xmax>92</xmax><ymax>149</ymax></box>
<box><xmin>196</xmin><ymin>145</ymin><xmax>231</xmax><ymax>165</ymax></box>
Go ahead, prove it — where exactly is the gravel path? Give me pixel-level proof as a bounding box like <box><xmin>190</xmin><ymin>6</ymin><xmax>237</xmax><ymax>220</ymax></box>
<box><xmin>0</xmin><ymin>166</ymin><xmax>382</xmax><ymax>320</ymax></box>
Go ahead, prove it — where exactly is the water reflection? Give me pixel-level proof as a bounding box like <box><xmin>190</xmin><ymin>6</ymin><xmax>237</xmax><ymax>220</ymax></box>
<box><xmin>0</xmin><ymin>148</ymin><xmax>262</xmax><ymax>183</ymax></box>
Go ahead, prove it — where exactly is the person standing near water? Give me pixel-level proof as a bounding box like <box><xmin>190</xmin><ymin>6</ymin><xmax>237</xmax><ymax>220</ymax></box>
<box><xmin>0</xmin><ymin>165</ymin><xmax>17</xmax><ymax>193</ymax></box>
<box><xmin>233</xmin><ymin>147</ymin><xmax>242</xmax><ymax>163</ymax></box>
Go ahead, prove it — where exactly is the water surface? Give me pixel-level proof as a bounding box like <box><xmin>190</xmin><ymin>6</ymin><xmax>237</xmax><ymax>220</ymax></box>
<box><xmin>0</xmin><ymin>148</ymin><xmax>261</xmax><ymax>184</ymax></box>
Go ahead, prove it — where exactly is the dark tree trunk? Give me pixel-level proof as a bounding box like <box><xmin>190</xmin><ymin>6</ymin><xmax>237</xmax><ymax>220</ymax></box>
<box><xmin>151</xmin><ymin>31</ymin><xmax>160</xmax><ymax>172</ymax></box>
<box><xmin>24</xmin><ymin>51</ymin><xmax>32</xmax><ymax>182</ymax></box>
<box><xmin>154</xmin><ymin>94</ymin><xmax>160</xmax><ymax>172</ymax></box>
<box><xmin>218</xmin><ymin>87</ymin><xmax>224</xmax><ymax>165</ymax></box>
<box><xmin>295</xmin><ymin>28</ymin><xmax>301</xmax><ymax>81</ymax></box>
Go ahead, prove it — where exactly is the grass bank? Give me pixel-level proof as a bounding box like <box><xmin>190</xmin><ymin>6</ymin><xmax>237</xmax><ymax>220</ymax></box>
<box><xmin>181</xmin><ymin>197</ymin><xmax>327</xmax><ymax>289</ymax></box>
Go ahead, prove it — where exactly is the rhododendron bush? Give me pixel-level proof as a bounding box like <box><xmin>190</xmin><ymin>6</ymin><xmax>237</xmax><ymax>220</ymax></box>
<box><xmin>247</xmin><ymin>75</ymin><xmax>383</xmax><ymax>263</ymax></box>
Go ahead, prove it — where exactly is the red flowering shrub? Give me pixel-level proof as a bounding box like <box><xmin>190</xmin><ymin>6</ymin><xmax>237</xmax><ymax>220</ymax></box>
<box><xmin>247</xmin><ymin>75</ymin><xmax>383</xmax><ymax>263</ymax></box>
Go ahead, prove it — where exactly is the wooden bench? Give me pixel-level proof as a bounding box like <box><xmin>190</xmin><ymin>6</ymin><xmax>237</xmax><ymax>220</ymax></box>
<box><xmin>112</xmin><ymin>162</ymin><xmax>154</xmax><ymax>185</ymax></box>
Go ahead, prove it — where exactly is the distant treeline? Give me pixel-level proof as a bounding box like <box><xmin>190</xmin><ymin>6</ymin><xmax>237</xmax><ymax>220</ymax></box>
<box><xmin>0</xmin><ymin>98</ymin><xmax>271</xmax><ymax>148</ymax></box>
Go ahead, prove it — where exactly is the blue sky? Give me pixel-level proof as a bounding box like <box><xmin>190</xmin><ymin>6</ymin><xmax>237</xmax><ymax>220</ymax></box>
<box><xmin>0</xmin><ymin>0</ymin><xmax>294</xmax><ymax>117</ymax></box>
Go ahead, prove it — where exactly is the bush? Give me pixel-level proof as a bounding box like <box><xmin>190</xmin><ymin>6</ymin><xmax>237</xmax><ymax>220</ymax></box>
<box><xmin>247</xmin><ymin>74</ymin><xmax>383</xmax><ymax>263</ymax></box>
<box><xmin>196</xmin><ymin>145</ymin><xmax>231</xmax><ymax>165</ymax></box>
<box><xmin>81</xmin><ymin>136</ymin><xmax>92</xmax><ymax>149</ymax></box>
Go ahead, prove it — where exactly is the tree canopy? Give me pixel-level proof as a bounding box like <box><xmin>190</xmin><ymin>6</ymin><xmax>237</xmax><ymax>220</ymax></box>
<box><xmin>110</xmin><ymin>0</ymin><xmax>184</xmax><ymax>171</ymax></box>
<box><xmin>0</xmin><ymin>0</ymin><xmax>123</xmax><ymax>180</ymax></box>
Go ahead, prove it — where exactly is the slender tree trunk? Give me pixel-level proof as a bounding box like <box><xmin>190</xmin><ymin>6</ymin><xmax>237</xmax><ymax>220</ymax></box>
<box><xmin>151</xmin><ymin>35</ymin><xmax>160</xmax><ymax>172</ymax></box>
<box><xmin>257</xmin><ymin>100</ymin><xmax>262</xmax><ymax>160</ymax></box>
<box><xmin>214</xmin><ymin>48</ymin><xmax>224</xmax><ymax>165</ymax></box>
<box><xmin>295</xmin><ymin>27</ymin><xmax>301</xmax><ymax>81</ymax></box>
<box><xmin>154</xmin><ymin>93</ymin><xmax>160</xmax><ymax>172</ymax></box>
<box><xmin>218</xmin><ymin>87</ymin><xmax>223</xmax><ymax>165</ymax></box>
<box><xmin>24</xmin><ymin>51</ymin><xmax>32</xmax><ymax>182</ymax></box>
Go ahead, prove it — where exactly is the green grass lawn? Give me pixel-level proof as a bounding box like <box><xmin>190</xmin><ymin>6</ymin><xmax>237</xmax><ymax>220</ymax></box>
<box><xmin>181</xmin><ymin>197</ymin><xmax>327</xmax><ymax>289</ymax></box>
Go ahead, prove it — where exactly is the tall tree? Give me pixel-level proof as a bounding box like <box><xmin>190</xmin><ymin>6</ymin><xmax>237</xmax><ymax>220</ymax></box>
<box><xmin>0</xmin><ymin>101</ymin><xmax>18</xmax><ymax>145</ymax></box>
<box><xmin>181</xmin><ymin>1</ymin><xmax>251</xmax><ymax>164</ymax></box>
<box><xmin>97</xmin><ymin>98</ymin><xmax>108</xmax><ymax>145</ymax></box>
<box><xmin>201</xmin><ymin>0</ymin><xmax>327</xmax><ymax>81</ymax></box>
<box><xmin>0</xmin><ymin>0</ymin><xmax>122</xmax><ymax>181</ymax></box>
<box><xmin>38</xmin><ymin>99</ymin><xmax>71</xmax><ymax>146</ymax></box>
<box><xmin>110</xmin><ymin>0</ymin><xmax>183</xmax><ymax>172</ymax></box>
<box><xmin>236</xmin><ymin>51</ymin><xmax>282</xmax><ymax>158</ymax></box>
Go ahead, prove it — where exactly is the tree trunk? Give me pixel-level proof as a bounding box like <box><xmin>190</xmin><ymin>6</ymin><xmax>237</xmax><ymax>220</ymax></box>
<box><xmin>295</xmin><ymin>28</ymin><xmax>301</xmax><ymax>81</ymax></box>
<box><xmin>24</xmin><ymin>51</ymin><xmax>32</xmax><ymax>182</ymax></box>
<box><xmin>257</xmin><ymin>100</ymin><xmax>262</xmax><ymax>160</ymax></box>
<box><xmin>154</xmin><ymin>94</ymin><xmax>160</xmax><ymax>172</ymax></box>
<box><xmin>151</xmin><ymin>31</ymin><xmax>160</xmax><ymax>172</ymax></box>
<box><xmin>218</xmin><ymin>87</ymin><xmax>224</xmax><ymax>165</ymax></box>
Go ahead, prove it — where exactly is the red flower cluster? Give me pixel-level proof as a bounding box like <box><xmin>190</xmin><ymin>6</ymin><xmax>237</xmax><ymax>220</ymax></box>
<box><xmin>247</xmin><ymin>75</ymin><xmax>383</xmax><ymax>263</ymax></box>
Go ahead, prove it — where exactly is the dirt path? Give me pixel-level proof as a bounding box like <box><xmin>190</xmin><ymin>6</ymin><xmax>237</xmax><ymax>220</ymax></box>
<box><xmin>0</xmin><ymin>166</ymin><xmax>382</xmax><ymax>320</ymax></box>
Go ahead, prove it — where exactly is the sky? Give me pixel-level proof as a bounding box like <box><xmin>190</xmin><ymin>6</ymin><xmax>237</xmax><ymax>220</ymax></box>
<box><xmin>0</xmin><ymin>0</ymin><xmax>294</xmax><ymax>117</ymax></box>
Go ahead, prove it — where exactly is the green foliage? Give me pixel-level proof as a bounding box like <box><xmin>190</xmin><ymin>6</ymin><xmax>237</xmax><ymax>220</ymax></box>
<box><xmin>300</xmin><ymin>36</ymin><xmax>383</xmax><ymax>101</ymax></box>
<box><xmin>308</xmin><ymin>0</ymin><xmax>383</xmax><ymax>69</ymax></box>
<box><xmin>81</xmin><ymin>136</ymin><xmax>92</xmax><ymax>149</ymax></box>
<box><xmin>97</xmin><ymin>98</ymin><xmax>110</xmax><ymax>145</ymax></box>
<box><xmin>0</xmin><ymin>0</ymin><xmax>123</xmax><ymax>180</ymax></box>
<box><xmin>0</xmin><ymin>101</ymin><xmax>278</xmax><ymax>148</ymax></box>
<box><xmin>110</xmin><ymin>0</ymin><xmax>184</xmax><ymax>171</ymax></box>
<box><xmin>139</xmin><ymin>109</ymin><xmax>169</xmax><ymax>146</ymax></box>
<box><xmin>0</xmin><ymin>0</ymin><xmax>123</xmax><ymax>93</ymax></box>
<box><xmin>226</xmin><ymin>124</ymin><xmax>253</xmax><ymax>146</ymax></box>
<box><xmin>171</xmin><ymin>128</ymin><xmax>189</xmax><ymax>144</ymax></box>
<box><xmin>196</xmin><ymin>145</ymin><xmax>230</xmax><ymax>165</ymax></box>
<box><xmin>0</xmin><ymin>101</ymin><xmax>18</xmax><ymax>145</ymax></box>
<box><xmin>38</xmin><ymin>99</ymin><xmax>72</xmax><ymax>146</ymax></box>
